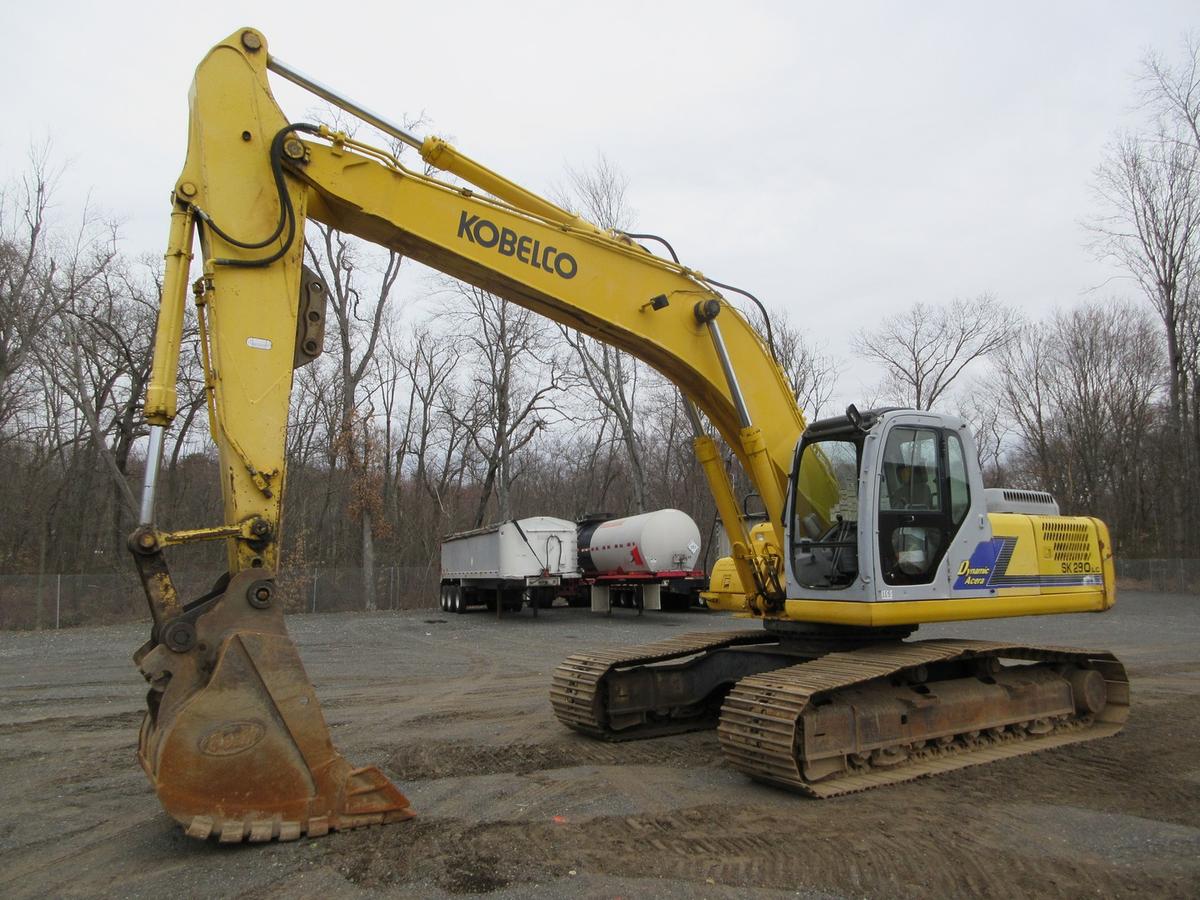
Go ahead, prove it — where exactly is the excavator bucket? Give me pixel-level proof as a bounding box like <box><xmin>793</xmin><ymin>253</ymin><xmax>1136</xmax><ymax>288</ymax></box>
<box><xmin>134</xmin><ymin>570</ymin><xmax>413</xmax><ymax>842</ymax></box>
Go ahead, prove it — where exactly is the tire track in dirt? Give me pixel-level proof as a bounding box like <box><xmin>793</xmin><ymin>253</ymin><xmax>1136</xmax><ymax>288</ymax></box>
<box><xmin>323</xmin><ymin>798</ymin><xmax>1196</xmax><ymax>898</ymax></box>
<box><xmin>383</xmin><ymin>732</ymin><xmax>725</xmax><ymax>781</ymax></box>
<box><xmin>336</xmin><ymin>690</ymin><xmax>1200</xmax><ymax>896</ymax></box>
<box><xmin>401</xmin><ymin>706</ymin><xmax>528</xmax><ymax>727</ymax></box>
<box><xmin>0</xmin><ymin>708</ymin><xmax>142</xmax><ymax>736</ymax></box>
<box><xmin>0</xmin><ymin>809</ymin><xmax>166</xmax><ymax>890</ymax></box>
<box><xmin>947</xmin><ymin>692</ymin><xmax>1200</xmax><ymax>827</ymax></box>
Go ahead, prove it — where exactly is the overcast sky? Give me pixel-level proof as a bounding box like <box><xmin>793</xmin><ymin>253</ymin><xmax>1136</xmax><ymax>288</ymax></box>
<box><xmin>2</xmin><ymin>1</ymin><xmax>1196</xmax><ymax>405</ymax></box>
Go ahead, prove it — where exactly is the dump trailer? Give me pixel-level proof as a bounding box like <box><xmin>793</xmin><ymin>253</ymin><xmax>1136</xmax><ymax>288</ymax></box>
<box><xmin>439</xmin><ymin>517</ymin><xmax>579</xmax><ymax>615</ymax></box>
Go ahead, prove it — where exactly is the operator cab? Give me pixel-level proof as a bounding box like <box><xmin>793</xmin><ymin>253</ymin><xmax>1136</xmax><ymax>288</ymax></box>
<box><xmin>786</xmin><ymin>406</ymin><xmax>979</xmax><ymax>602</ymax></box>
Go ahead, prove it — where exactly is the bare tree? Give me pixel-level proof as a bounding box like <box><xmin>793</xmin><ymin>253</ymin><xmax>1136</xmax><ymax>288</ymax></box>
<box><xmin>1091</xmin><ymin>40</ymin><xmax>1200</xmax><ymax>552</ymax></box>
<box><xmin>553</xmin><ymin>155</ymin><xmax>650</xmax><ymax>511</ymax></box>
<box><xmin>1091</xmin><ymin>130</ymin><xmax>1198</xmax><ymax>424</ymax></box>
<box><xmin>956</xmin><ymin>385</ymin><xmax>1008</xmax><ymax>486</ymax></box>
<box><xmin>366</xmin><ymin>318</ymin><xmax>470</xmax><ymax>573</ymax></box>
<box><xmin>1142</xmin><ymin>34</ymin><xmax>1200</xmax><ymax>154</ymax></box>
<box><xmin>770</xmin><ymin>307</ymin><xmax>840</xmax><ymax>421</ymax></box>
<box><xmin>993</xmin><ymin>301</ymin><xmax>1164</xmax><ymax>551</ymax></box>
<box><xmin>367</xmin><ymin>309</ymin><xmax>409</xmax><ymax>525</ymax></box>
<box><xmin>445</xmin><ymin>283</ymin><xmax>566</xmax><ymax>526</ymax></box>
<box><xmin>304</xmin><ymin>225</ymin><xmax>402</xmax><ymax>610</ymax></box>
<box><xmin>0</xmin><ymin>147</ymin><xmax>96</xmax><ymax>437</ymax></box>
<box><xmin>852</xmin><ymin>295</ymin><xmax>1017</xmax><ymax>410</ymax></box>
<box><xmin>993</xmin><ymin>323</ymin><xmax>1058</xmax><ymax>490</ymax></box>
<box><xmin>555</xmin><ymin>154</ymin><xmax>635</xmax><ymax>231</ymax></box>
<box><xmin>396</xmin><ymin>325</ymin><xmax>460</xmax><ymax>504</ymax></box>
<box><xmin>559</xmin><ymin>330</ymin><xmax>647</xmax><ymax>510</ymax></box>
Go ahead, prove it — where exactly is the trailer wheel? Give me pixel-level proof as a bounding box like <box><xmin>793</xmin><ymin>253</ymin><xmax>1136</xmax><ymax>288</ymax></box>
<box><xmin>452</xmin><ymin>584</ymin><xmax>465</xmax><ymax>614</ymax></box>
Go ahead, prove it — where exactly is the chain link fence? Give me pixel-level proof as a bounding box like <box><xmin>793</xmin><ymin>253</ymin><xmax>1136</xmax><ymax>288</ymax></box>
<box><xmin>1114</xmin><ymin>558</ymin><xmax>1200</xmax><ymax>594</ymax></box>
<box><xmin>0</xmin><ymin>565</ymin><xmax>440</xmax><ymax>631</ymax></box>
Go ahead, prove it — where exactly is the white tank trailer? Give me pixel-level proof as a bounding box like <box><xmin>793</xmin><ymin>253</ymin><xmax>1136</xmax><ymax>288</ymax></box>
<box><xmin>439</xmin><ymin>516</ymin><xmax>579</xmax><ymax>616</ymax></box>
<box><xmin>575</xmin><ymin>509</ymin><xmax>706</xmax><ymax>613</ymax></box>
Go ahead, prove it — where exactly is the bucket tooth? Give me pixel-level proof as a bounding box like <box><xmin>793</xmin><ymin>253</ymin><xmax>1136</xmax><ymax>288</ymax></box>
<box><xmin>185</xmin><ymin>816</ymin><xmax>214</xmax><ymax>840</ymax></box>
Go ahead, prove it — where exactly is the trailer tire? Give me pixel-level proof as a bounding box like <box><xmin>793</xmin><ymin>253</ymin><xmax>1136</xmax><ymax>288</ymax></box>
<box><xmin>452</xmin><ymin>584</ymin><xmax>465</xmax><ymax>614</ymax></box>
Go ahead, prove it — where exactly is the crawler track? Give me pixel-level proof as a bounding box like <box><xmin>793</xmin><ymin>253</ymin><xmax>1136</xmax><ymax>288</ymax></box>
<box><xmin>550</xmin><ymin>630</ymin><xmax>777</xmax><ymax>739</ymax></box>
<box><xmin>718</xmin><ymin>639</ymin><xmax>1129</xmax><ymax>797</ymax></box>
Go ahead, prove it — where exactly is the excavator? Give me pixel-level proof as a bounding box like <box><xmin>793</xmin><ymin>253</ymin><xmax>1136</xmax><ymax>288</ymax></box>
<box><xmin>130</xmin><ymin>28</ymin><xmax>1128</xmax><ymax>842</ymax></box>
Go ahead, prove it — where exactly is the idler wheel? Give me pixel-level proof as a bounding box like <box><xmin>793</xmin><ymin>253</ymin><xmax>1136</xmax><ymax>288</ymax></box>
<box><xmin>1067</xmin><ymin>668</ymin><xmax>1108</xmax><ymax>715</ymax></box>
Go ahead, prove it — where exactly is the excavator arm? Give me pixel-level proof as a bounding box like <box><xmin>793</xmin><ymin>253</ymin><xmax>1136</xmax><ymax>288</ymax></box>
<box><xmin>141</xmin><ymin>28</ymin><xmax>802</xmax><ymax>597</ymax></box>
<box><xmin>131</xmin><ymin>28</ymin><xmax>805</xmax><ymax>841</ymax></box>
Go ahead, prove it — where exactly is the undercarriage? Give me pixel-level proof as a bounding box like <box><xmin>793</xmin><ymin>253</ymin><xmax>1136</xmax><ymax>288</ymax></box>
<box><xmin>550</xmin><ymin>627</ymin><xmax>1128</xmax><ymax>795</ymax></box>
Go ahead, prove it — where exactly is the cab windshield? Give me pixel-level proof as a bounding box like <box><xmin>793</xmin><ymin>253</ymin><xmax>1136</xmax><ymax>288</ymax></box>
<box><xmin>790</xmin><ymin>437</ymin><xmax>861</xmax><ymax>589</ymax></box>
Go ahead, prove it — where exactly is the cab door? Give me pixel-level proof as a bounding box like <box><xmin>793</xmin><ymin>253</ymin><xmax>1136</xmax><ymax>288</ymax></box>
<box><xmin>875</xmin><ymin>424</ymin><xmax>971</xmax><ymax>588</ymax></box>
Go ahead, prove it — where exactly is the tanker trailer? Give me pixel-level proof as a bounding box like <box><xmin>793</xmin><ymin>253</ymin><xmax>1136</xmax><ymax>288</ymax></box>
<box><xmin>574</xmin><ymin>509</ymin><xmax>706</xmax><ymax>613</ymax></box>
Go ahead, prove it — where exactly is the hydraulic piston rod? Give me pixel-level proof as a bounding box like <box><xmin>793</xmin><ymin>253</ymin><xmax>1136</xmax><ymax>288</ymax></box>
<box><xmin>268</xmin><ymin>45</ymin><xmax>592</xmax><ymax>232</ymax></box>
<box><xmin>139</xmin><ymin>425</ymin><xmax>166</xmax><ymax>526</ymax></box>
<box><xmin>694</xmin><ymin>300</ymin><xmax>752</xmax><ymax>429</ymax></box>
<box><xmin>266</xmin><ymin>54</ymin><xmax>425</xmax><ymax>151</ymax></box>
<box><xmin>694</xmin><ymin>300</ymin><xmax>787</xmax><ymax>550</ymax></box>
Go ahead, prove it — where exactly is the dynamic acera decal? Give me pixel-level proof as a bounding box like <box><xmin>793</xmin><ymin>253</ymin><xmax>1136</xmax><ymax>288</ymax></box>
<box><xmin>953</xmin><ymin>537</ymin><xmax>1102</xmax><ymax>590</ymax></box>
<box><xmin>456</xmin><ymin>211</ymin><xmax>578</xmax><ymax>279</ymax></box>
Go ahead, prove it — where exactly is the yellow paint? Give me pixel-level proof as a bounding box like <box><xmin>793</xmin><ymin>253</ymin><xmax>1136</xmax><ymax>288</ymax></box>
<box><xmin>701</xmin><ymin>523</ymin><xmax>780</xmax><ymax>611</ymax></box>
<box><xmin>781</xmin><ymin>590</ymin><xmax>1110</xmax><ymax>627</ymax></box>
<box><xmin>145</xmin><ymin>205</ymin><xmax>194</xmax><ymax>425</ymax></box>
<box><xmin>990</xmin><ymin>512</ymin><xmax>1110</xmax><ymax>597</ymax></box>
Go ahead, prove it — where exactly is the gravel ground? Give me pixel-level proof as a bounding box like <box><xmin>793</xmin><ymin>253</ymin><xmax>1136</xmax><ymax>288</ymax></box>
<box><xmin>1</xmin><ymin>591</ymin><xmax>1198</xmax><ymax>898</ymax></box>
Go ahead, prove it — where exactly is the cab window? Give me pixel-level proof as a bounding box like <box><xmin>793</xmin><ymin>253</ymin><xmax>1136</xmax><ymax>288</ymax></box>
<box><xmin>947</xmin><ymin>433</ymin><xmax>970</xmax><ymax>524</ymax></box>
<box><xmin>878</xmin><ymin>427</ymin><xmax>948</xmax><ymax>586</ymax></box>
<box><xmin>790</xmin><ymin>437</ymin><xmax>860</xmax><ymax>590</ymax></box>
<box><xmin>879</xmin><ymin>428</ymin><xmax>940</xmax><ymax>512</ymax></box>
